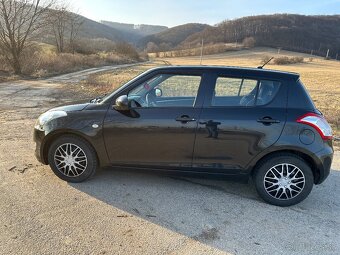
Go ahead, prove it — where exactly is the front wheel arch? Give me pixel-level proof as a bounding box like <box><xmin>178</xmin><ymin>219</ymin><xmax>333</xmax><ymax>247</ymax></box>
<box><xmin>43</xmin><ymin>131</ymin><xmax>99</xmax><ymax>167</ymax></box>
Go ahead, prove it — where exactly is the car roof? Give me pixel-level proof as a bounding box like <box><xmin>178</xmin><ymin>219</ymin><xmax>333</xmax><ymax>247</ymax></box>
<box><xmin>148</xmin><ymin>65</ymin><xmax>300</xmax><ymax>80</ymax></box>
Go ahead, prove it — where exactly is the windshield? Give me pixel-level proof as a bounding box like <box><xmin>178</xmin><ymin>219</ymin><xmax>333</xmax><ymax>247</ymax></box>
<box><xmin>100</xmin><ymin>69</ymin><xmax>153</xmax><ymax>104</ymax></box>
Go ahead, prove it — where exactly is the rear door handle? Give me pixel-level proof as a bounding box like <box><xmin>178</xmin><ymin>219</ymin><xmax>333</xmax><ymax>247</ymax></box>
<box><xmin>176</xmin><ymin>115</ymin><xmax>196</xmax><ymax>123</ymax></box>
<box><xmin>257</xmin><ymin>117</ymin><xmax>280</xmax><ymax>124</ymax></box>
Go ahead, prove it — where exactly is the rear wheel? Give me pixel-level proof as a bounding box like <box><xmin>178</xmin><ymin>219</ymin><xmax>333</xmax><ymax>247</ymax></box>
<box><xmin>254</xmin><ymin>154</ymin><xmax>314</xmax><ymax>206</ymax></box>
<box><xmin>48</xmin><ymin>135</ymin><xmax>97</xmax><ymax>182</ymax></box>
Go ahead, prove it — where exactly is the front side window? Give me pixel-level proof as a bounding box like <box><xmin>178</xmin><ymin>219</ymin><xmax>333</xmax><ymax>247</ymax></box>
<box><xmin>211</xmin><ymin>77</ymin><xmax>280</xmax><ymax>107</ymax></box>
<box><xmin>128</xmin><ymin>74</ymin><xmax>201</xmax><ymax>107</ymax></box>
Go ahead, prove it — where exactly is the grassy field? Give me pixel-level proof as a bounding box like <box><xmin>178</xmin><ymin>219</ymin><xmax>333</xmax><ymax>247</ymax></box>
<box><xmin>79</xmin><ymin>48</ymin><xmax>340</xmax><ymax>141</ymax></box>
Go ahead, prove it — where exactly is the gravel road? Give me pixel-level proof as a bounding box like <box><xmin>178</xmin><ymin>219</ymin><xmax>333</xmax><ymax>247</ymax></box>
<box><xmin>0</xmin><ymin>65</ymin><xmax>339</xmax><ymax>255</ymax></box>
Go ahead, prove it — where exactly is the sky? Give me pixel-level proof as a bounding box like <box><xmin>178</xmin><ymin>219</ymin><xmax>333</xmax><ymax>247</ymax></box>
<box><xmin>70</xmin><ymin>0</ymin><xmax>340</xmax><ymax>27</ymax></box>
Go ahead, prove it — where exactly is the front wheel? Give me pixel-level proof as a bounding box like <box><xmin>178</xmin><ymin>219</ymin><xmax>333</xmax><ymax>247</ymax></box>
<box><xmin>254</xmin><ymin>154</ymin><xmax>314</xmax><ymax>206</ymax></box>
<box><xmin>48</xmin><ymin>135</ymin><xmax>97</xmax><ymax>182</ymax></box>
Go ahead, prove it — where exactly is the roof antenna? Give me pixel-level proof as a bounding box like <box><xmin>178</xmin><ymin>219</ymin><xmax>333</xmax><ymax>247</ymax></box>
<box><xmin>258</xmin><ymin>57</ymin><xmax>274</xmax><ymax>69</ymax></box>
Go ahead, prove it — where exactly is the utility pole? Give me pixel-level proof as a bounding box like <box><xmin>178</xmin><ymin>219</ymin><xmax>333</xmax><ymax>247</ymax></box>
<box><xmin>310</xmin><ymin>49</ymin><xmax>314</xmax><ymax>56</ymax></box>
<box><xmin>200</xmin><ymin>38</ymin><xmax>204</xmax><ymax>65</ymax></box>
<box><xmin>336</xmin><ymin>53</ymin><xmax>338</xmax><ymax>60</ymax></box>
<box><xmin>326</xmin><ymin>49</ymin><xmax>330</xmax><ymax>59</ymax></box>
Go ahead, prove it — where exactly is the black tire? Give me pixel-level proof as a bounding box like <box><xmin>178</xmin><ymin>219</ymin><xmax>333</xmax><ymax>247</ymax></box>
<box><xmin>253</xmin><ymin>153</ymin><xmax>314</xmax><ymax>206</ymax></box>
<box><xmin>48</xmin><ymin>135</ymin><xmax>97</xmax><ymax>182</ymax></box>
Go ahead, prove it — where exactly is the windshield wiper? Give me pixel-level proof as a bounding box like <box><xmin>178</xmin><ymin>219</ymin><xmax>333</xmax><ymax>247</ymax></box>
<box><xmin>90</xmin><ymin>94</ymin><xmax>107</xmax><ymax>103</ymax></box>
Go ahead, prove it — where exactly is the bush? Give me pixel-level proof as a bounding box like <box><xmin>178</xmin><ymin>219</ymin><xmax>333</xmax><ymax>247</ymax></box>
<box><xmin>1</xmin><ymin>40</ymin><xmax>141</xmax><ymax>76</ymax></box>
<box><xmin>115</xmin><ymin>42</ymin><xmax>140</xmax><ymax>61</ymax></box>
<box><xmin>260</xmin><ymin>56</ymin><xmax>304</xmax><ymax>65</ymax></box>
<box><xmin>273</xmin><ymin>56</ymin><xmax>304</xmax><ymax>65</ymax></box>
<box><xmin>19</xmin><ymin>50</ymin><xmax>137</xmax><ymax>77</ymax></box>
<box><xmin>243</xmin><ymin>37</ymin><xmax>256</xmax><ymax>48</ymax></box>
<box><xmin>0</xmin><ymin>54</ymin><xmax>10</xmax><ymax>71</ymax></box>
<box><xmin>261</xmin><ymin>55</ymin><xmax>273</xmax><ymax>64</ymax></box>
<box><xmin>155</xmin><ymin>43</ymin><xmax>243</xmax><ymax>58</ymax></box>
<box><xmin>74</xmin><ymin>38</ymin><xmax>116</xmax><ymax>55</ymax></box>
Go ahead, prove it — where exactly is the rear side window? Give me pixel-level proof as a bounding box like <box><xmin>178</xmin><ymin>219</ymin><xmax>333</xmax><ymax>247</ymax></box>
<box><xmin>211</xmin><ymin>77</ymin><xmax>281</xmax><ymax>107</ymax></box>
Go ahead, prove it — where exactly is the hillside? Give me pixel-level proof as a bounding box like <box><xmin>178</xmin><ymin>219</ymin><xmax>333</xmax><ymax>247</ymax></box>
<box><xmin>182</xmin><ymin>14</ymin><xmax>340</xmax><ymax>58</ymax></box>
<box><xmin>101</xmin><ymin>21</ymin><xmax>168</xmax><ymax>42</ymax></box>
<box><xmin>137</xmin><ymin>23</ymin><xmax>210</xmax><ymax>49</ymax></box>
<box><xmin>78</xmin><ymin>17</ymin><xmax>126</xmax><ymax>42</ymax></box>
<box><xmin>137</xmin><ymin>14</ymin><xmax>340</xmax><ymax>59</ymax></box>
<box><xmin>40</xmin><ymin>15</ymin><xmax>127</xmax><ymax>44</ymax></box>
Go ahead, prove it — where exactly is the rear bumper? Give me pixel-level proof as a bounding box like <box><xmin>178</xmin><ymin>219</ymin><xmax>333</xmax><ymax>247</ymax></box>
<box><xmin>314</xmin><ymin>145</ymin><xmax>333</xmax><ymax>184</ymax></box>
<box><xmin>33</xmin><ymin>128</ymin><xmax>48</xmax><ymax>165</ymax></box>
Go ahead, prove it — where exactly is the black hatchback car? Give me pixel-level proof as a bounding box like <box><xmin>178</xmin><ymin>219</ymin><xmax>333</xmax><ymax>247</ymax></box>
<box><xmin>34</xmin><ymin>66</ymin><xmax>333</xmax><ymax>206</ymax></box>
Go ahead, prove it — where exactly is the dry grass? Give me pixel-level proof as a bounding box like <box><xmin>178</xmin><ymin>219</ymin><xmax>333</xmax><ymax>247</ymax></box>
<box><xmin>0</xmin><ymin>42</ymin><xmax>141</xmax><ymax>78</ymax></box>
<box><xmin>24</xmin><ymin>52</ymin><xmax>139</xmax><ymax>77</ymax></box>
<box><xmin>81</xmin><ymin>47</ymin><xmax>340</xmax><ymax>145</ymax></box>
<box><xmin>78</xmin><ymin>61</ymin><xmax>165</xmax><ymax>97</ymax></box>
<box><xmin>149</xmin><ymin>43</ymin><xmax>243</xmax><ymax>58</ymax></box>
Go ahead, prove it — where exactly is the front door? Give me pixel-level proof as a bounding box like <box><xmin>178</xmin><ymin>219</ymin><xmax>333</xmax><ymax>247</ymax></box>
<box><xmin>103</xmin><ymin>71</ymin><xmax>205</xmax><ymax>169</ymax></box>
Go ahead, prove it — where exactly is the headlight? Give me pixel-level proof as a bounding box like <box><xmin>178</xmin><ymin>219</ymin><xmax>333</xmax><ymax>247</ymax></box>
<box><xmin>35</xmin><ymin>110</ymin><xmax>67</xmax><ymax>130</ymax></box>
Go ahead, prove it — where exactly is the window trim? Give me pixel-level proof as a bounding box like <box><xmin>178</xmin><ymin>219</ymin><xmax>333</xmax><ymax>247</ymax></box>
<box><xmin>208</xmin><ymin>75</ymin><xmax>282</xmax><ymax>108</ymax></box>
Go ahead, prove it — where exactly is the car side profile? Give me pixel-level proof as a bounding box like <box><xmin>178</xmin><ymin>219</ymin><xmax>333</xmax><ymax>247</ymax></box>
<box><xmin>33</xmin><ymin>66</ymin><xmax>333</xmax><ymax>206</ymax></box>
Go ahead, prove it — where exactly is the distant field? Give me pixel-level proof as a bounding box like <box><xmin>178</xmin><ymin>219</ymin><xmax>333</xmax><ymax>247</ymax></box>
<box><xmin>80</xmin><ymin>47</ymin><xmax>340</xmax><ymax>141</ymax></box>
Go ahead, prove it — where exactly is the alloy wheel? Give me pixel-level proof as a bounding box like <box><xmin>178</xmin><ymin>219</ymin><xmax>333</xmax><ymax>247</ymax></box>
<box><xmin>54</xmin><ymin>143</ymin><xmax>87</xmax><ymax>177</ymax></box>
<box><xmin>263</xmin><ymin>163</ymin><xmax>305</xmax><ymax>200</ymax></box>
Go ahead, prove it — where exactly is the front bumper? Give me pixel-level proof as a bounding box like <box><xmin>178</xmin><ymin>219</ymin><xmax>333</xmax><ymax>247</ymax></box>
<box><xmin>33</xmin><ymin>128</ymin><xmax>48</xmax><ymax>165</ymax></box>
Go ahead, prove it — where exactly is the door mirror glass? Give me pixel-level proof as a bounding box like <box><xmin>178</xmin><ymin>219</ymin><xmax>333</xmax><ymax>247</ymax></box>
<box><xmin>155</xmin><ymin>88</ymin><xmax>162</xmax><ymax>97</ymax></box>
<box><xmin>114</xmin><ymin>95</ymin><xmax>129</xmax><ymax>110</ymax></box>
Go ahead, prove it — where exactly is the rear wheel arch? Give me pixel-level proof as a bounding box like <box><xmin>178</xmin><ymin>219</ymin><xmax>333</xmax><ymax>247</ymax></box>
<box><xmin>251</xmin><ymin>150</ymin><xmax>320</xmax><ymax>184</ymax></box>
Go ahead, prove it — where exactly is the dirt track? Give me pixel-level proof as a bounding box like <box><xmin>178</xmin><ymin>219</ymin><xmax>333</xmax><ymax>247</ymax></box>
<box><xmin>0</xmin><ymin>65</ymin><xmax>339</xmax><ymax>255</ymax></box>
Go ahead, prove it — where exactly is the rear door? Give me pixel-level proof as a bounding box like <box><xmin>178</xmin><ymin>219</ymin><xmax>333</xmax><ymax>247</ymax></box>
<box><xmin>193</xmin><ymin>73</ymin><xmax>287</xmax><ymax>174</ymax></box>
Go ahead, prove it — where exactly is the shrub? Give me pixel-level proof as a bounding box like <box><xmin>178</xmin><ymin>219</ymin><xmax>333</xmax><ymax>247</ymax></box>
<box><xmin>115</xmin><ymin>42</ymin><xmax>140</xmax><ymax>61</ymax></box>
<box><xmin>261</xmin><ymin>55</ymin><xmax>273</xmax><ymax>64</ymax></box>
<box><xmin>243</xmin><ymin>37</ymin><xmax>256</xmax><ymax>48</ymax></box>
<box><xmin>260</xmin><ymin>55</ymin><xmax>304</xmax><ymax>66</ymax></box>
<box><xmin>273</xmin><ymin>56</ymin><xmax>304</xmax><ymax>65</ymax></box>
<box><xmin>74</xmin><ymin>38</ymin><xmax>116</xmax><ymax>55</ymax></box>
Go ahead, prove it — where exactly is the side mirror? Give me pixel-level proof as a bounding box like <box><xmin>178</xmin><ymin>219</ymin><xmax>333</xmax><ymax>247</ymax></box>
<box><xmin>114</xmin><ymin>95</ymin><xmax>129</xmax><ymax>111</ymax></box>
<box><xmin>155</xmin><ymin>88</ymin><xmax>162</xmax><ymax>97</ymax></box>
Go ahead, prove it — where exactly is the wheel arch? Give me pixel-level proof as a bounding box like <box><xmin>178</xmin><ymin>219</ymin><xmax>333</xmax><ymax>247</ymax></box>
<box><xmin>42</xmin><ymin>130</ymin><xmax>101</xmax><ymax>166</ymax></box>
<box><xmin>250</xmin><ymin>149</ymin><xmax>320</xmax><ymax>184</ymax></box>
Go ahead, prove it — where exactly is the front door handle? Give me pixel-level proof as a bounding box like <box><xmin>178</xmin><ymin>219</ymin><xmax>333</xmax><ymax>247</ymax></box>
<box><xmin>257</xmin><ymin>117</ymin><xmax>280</xmax><ymax>125</ymax></box>
<box><xmin>176</xmin><ymin>115</ymin><xmax>196</xmax><ymax>124</ymax></box>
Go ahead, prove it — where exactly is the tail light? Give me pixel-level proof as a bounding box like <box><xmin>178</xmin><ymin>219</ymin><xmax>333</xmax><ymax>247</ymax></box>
<box><xmin>297</xmin><ymin>113</ymin><xmax>333</xmax><ymax>140</ymax></box>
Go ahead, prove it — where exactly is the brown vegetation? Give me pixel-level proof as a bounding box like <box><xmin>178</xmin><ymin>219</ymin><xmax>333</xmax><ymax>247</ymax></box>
<box><xmin>0</xmin><ymin>42</ymin><xmax>140</xmax><ymax>77</ymax></box>
<box><xmin>0</xmin><ymin>0</ymin><xmax>55</xmax><ymax>74</ymax></box>
<box><xmin>149</xmin><ymin>43</ymin><xmax>244</xmax><ymax>58</ymax></box>
<box><xmin>262</xmin><ymin>55</ymin><xmax>304</xmax><ymax>65</ymax></box>
<box><xmin>47</xmin><ymin>3</ymin><xmax>84</xmax><ymax>54</ymax></box>
<box><xmin>0</xmin><ymin>1</ymin><xmax>141</xmax><ymax>78</ymax></box>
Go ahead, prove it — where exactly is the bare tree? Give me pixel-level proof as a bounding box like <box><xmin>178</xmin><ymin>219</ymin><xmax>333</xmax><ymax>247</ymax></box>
<box><xmin>146</xmin><ymin>42</ymin><xmax>159</xmax><ymax>53</ymax></box>
<box><xmin>48</xmin><ymin>5</ymin><xmax>68</xmax><ymax>53</ymax></box>
<box><xmin>218</xmin><ymin>20</ymin><xmax>229</xmax><ymax>43</ymax></box>
<box><xmin>48</xmin><ymin>3</ymin><xmax>83</xmax><ymax>54</ymax></box>
<box><xmin>69</xmin><ymin>12</ymin><xmax>83</xmax><ymax>54</ymax></box>
<box><xmin>0</xmin><ymin>0</ymin><xmax>55</xmax><ymax>74</ymax></box>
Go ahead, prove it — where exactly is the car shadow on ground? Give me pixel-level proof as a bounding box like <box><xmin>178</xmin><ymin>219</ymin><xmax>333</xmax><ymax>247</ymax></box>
<box><xmin>69</xmin><ymin>167</ymin><xmax>340</xmax><ymax>254</ymax></box>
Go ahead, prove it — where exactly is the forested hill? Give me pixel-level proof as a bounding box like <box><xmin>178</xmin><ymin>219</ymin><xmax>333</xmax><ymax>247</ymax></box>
<box><xmin>141</xmin><ymin>14</ymin><xmax>340</xmax><ymax>58</ymax></box>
